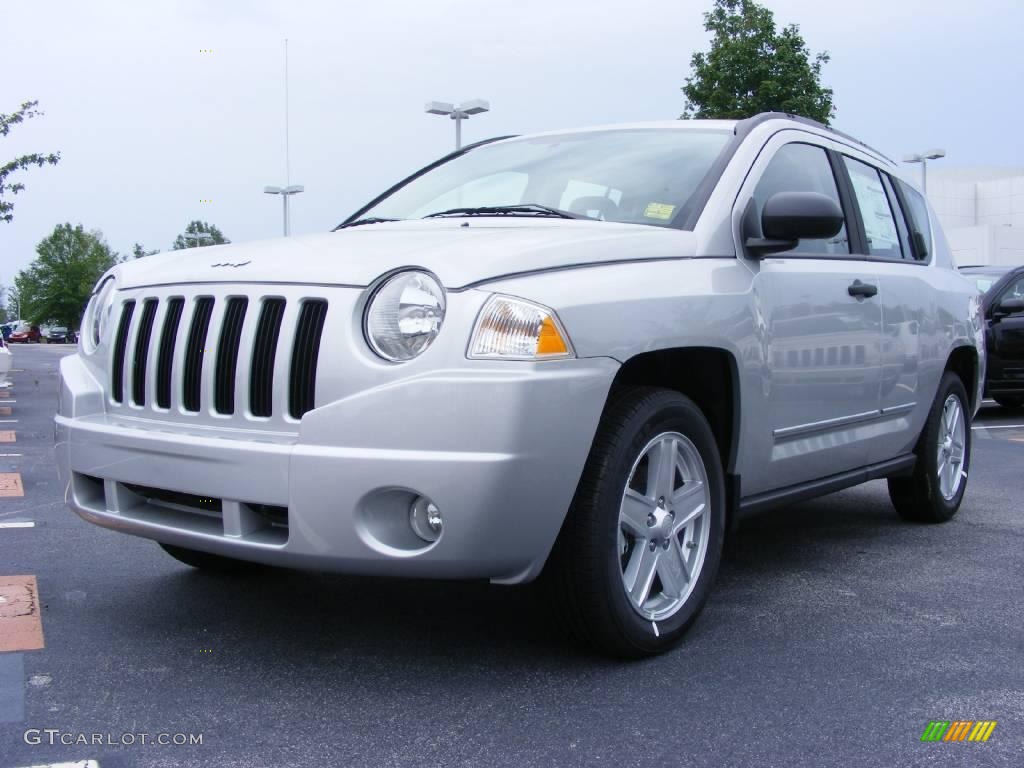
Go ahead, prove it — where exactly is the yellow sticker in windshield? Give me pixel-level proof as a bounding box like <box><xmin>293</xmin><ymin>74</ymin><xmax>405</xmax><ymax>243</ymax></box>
<box><xmin>644</xmin><ymin>202</ymin><xmax>676</xmax><ymax>220</ymax></box>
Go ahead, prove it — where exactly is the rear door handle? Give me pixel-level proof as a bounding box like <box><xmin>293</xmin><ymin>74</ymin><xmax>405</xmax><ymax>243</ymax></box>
<box><xmin>848</xmin><ymin>280</ymin><xmax>878</xmax><ymax>299</ymax></box>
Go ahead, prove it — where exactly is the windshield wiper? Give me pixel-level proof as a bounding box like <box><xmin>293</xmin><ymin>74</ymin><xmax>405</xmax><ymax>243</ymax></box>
<box><xmin>424</xmin><ymin>204</ymin><xmax>584</xmax><ymax>220</ymax></box>
<box><xmin>335</xmin><ymin>217</ymin><xmax>402</xmax><ymax>230</ymax></box>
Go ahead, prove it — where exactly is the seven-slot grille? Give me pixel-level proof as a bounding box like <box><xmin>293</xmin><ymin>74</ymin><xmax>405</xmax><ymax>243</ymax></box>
<box><xmin>110</xmin><ymin>294</ymin><xmax>327</xmax><ymax>421</ymax></box>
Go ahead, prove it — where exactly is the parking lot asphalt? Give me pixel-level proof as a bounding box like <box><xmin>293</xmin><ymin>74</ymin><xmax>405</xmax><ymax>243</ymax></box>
<box><xmin>0</xmin><ymin>343</ymin><xmax>1022</xmax><ymax>767</ymax></box>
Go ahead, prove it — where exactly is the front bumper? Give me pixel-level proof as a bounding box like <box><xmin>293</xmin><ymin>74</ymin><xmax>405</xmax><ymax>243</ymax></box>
<box><xmin>56</xmin><ymin>352</ymin><xmax>617</xmax><ymax>584</ymax></box>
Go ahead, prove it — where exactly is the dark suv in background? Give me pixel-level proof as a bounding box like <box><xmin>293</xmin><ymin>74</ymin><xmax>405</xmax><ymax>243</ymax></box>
<box><xmin>960</xmin><ymin>265</ymin><xmax>1024</xmax><ymax>409</ymax></box>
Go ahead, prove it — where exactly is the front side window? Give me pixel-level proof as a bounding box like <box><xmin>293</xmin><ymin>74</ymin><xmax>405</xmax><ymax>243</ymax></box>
<box><xmin>751</xmin><ymin>143</ymin><xmax>849</xmax><ymax>255</ymax></box>
<box><xmin>352</xmin><ymin>129</ymin><xmax>732</xmax><ymax>228</ymax></box>
<box><xmin>843</xmin><ymin>157</ymin><xmax>903</xmax><ymax>259</ymax></box>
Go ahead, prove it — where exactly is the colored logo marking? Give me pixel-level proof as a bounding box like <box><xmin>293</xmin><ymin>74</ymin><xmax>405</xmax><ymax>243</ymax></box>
<box><xmin>921</xmin><ymin>720</ymin><xmax>997</xmax><ymax>742</ymax></box>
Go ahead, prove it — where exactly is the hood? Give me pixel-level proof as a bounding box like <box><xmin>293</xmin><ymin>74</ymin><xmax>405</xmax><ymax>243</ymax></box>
<box><xmin>116</xmin><ymin>218</ymin><xmax>698</xmax><ymax>290</ymax></box>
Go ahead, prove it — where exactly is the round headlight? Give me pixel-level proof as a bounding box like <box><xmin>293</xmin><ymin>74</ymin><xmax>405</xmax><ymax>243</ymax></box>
<box><xmin>82</xmin><ymin>275</ymin><xmax>116</xmax><ymax>353</ymax></box>
<box><xmin>364</xmin><ymin>270</ymin><xmax>445</xmax><ymax>361</ymax></box>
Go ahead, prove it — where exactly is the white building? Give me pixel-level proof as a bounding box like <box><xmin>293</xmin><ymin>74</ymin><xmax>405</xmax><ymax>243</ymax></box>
<box><xmin>924</xmin><ymin>166</ymin><xmax>1024</xmax><ymax>267</ymax></box>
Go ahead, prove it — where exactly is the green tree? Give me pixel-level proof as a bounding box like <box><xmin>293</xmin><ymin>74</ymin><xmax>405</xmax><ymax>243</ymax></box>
<box><xmin>132</xmin><ymin>242</ymin><xmax>160</xmax><ymax>258</ymax></box>
<box><xmin>681</xmin><ymin>0</ymin><xmax>834</xmax><ymax>124</ymax></box>
<box><xmin>1</xmin><ymin>101</ymin><xmax>61</xmax><ymax>223</ymax></box>
<box><xmin>14</xmin><ymin>224</ymin><xmax>119</xmax><ymax>328</ymax></box>
<box><xmin>5</xmin><ymin>286</ymin><xmax>19</xmax><ymax>320</ymax></box>
<box><xmin>172</xmin><ymin>220</ymin><xmax>229</xmax><ymax>250</ymax></box>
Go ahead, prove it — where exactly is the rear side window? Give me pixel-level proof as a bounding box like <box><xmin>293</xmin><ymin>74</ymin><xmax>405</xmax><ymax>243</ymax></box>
<box><xmin>751</xmin><ymin>143</ymin><xmax>849</xmax><ymax>256</ymax></box>
<box><xmin>843</xmin><ymin>157</ymin><xmax>903</xmax><ymax>259</ymax></box>
<box><xmin>894</xmin><ymin>179</ymin><xmax>931</xmax><ymax>261</ymax></box>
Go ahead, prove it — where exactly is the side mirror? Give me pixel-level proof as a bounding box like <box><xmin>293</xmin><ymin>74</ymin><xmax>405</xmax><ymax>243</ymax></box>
<box><xmin>745</xmin><ymin>191</ymin><xmax>844</xmax><ymax>255</ymax></box>
<box><xmin>994</xmin><ymin>297</ymin><xmax>1024</xmax><ymax>318</ymax></box>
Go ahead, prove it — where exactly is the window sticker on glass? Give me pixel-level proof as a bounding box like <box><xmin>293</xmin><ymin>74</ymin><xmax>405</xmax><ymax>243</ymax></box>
<box><xmin>844</xmin><ymin>158</ymin><xmax>901</xmax><ymax>257</ymax></box>
<box><xmin>644</xmin><ymin>202</ymin><xmax>676</xmax><ymax>220</ymax></box>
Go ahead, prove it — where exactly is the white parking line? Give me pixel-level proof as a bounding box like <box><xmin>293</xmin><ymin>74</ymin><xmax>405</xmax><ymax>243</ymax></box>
<box><xmin>16</xmin><ymin>762</ymin><xmax>100</xmax><ymax>768</ymax></box>
<box><xmin>0</xmin><ymin>454</ymin><xmax>23</xmax><ymax>457</ymax></box>
<box><xmin>972</xmin><ymin>423</ymin><xmax>1024</xmax><ymax>430</ymax></box>
<box><xmin>0</xmin><ymin>420</ymin><xmax>17</xmax><ymax>423</ymax></box>
<box><xmin>0</xmin><ymin>400</ymin><xmax>15</xmax><ymax>404</ymax></box>
<box><xmin>0</xmin><ymin>522</ymin><xmax>34</xmax><ymax>528</ymax></box>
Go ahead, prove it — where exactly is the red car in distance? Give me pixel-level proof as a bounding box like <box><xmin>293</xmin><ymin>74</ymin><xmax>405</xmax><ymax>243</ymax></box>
<box><xmin>9</xmin><ymin>324</ymin><xmax>42</xmax><ymax>343</ymax></box>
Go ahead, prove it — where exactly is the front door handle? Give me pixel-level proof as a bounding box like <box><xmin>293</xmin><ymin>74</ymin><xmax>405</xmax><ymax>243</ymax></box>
<box><xmin>848</xmin><ymin>280</ymin><xmax>878</xmax><ymax>299</ymax></box>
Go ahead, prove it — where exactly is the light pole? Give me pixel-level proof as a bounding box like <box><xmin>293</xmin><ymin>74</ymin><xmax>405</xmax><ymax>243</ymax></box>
<box><xmin>902</xmin><ymin>149</ymin><xmax>946</xmax><ymax>194</ymax></box>
<box><xmin>425</xmin><ymin>99</ymin><xmax>490</xmax><ymax>150</ymax></box>
<box><xmin>264</xmin><ymin>38</ymin><xmax>303</xmax><ymax>237</ymax></box>
<box><xmin>264</xmin><ymin>185</ymin><xmax>304</xmax><ymax>236</ymax></box>
<box><xmin>184</xmin><ymin>231</ymin><xmax>214</xmax><ymax>248</ymax></box>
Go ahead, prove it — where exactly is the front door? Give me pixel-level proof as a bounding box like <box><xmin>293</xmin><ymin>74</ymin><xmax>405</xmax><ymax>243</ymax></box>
<box><xmin>737</xmin><ymin>138</ymin><xmax>883</xmax><ymax>496</ymax></box>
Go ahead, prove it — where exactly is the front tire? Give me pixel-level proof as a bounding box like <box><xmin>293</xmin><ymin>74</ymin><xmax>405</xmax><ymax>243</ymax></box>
<box><xmin>546</xmin><ymin>387</ymin><xmax>725</xmax><ymax>658</ymax></box>
<box><xmin>888</xmin><ymin>372</ymin><xmax>971</xmax><ymax>523</ymax></box>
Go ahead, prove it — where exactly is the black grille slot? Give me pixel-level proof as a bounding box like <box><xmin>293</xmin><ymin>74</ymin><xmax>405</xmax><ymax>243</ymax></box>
<box><xmin>249</xmin><ymin>298</ymin><xmax>286</xmax><ymax>417</ymax></box>
<box><xmin>214</xmin><ymin>298</ymin><xmax>249</xmax><ymax>414</ymax></box>
<box><xmin>155</xmin><ymin>298</ymin><xmax>185</xmax><ymax>409</ymax></box>
<box><xmin>111</xmin><ymin>301</ymin><xmax>135</xmax><ymax>403</ymax></box>
<box><xmin>289</xmin><ymin>299</ymin><xmax>328</xmax><ymax>419</ymax></box>
<box><xmin>123</xmin><ymin>483</ymin><xmax>223</xmax><ymax>516</ymax></box>
<box><xmin>182</xmin><ymin>297</ymin><xmax>215</xmax><ymax>412</ymax></box>
<box><xmin>131</xmin><ymin>299</ymin><xmax>158</xmax><ymax>405</ymax></box>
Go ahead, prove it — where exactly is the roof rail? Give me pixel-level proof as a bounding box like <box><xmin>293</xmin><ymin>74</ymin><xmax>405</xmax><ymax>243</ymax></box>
<box><xmin>735</xmin><ymin>112</ymin><xmax>897</xmax><ymax>167</ymax></box>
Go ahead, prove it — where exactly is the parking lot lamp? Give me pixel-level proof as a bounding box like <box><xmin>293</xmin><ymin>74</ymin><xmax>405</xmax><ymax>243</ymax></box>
<box><xmin>902</xmin><ymin>149</ymin><xmax>946</xmax><ymax>194</ymax></box>
<box><xmin>424</xmin><ymin>99</ymin><xmax>490</xmax><ymax>150</ymax></box>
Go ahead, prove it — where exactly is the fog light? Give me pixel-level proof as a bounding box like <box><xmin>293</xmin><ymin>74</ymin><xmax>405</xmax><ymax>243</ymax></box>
<box><xmin>409</xmin><ymin>496</ymin><xmax>442</xmax><ymax>542</ymax></box>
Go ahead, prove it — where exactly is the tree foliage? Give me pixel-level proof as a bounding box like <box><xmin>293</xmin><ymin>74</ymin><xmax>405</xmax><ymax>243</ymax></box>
<box><xmin>1</xmin><ymin>101</ymin><xmax>61</xmax><ymax>223</ymax></box>
<box><xmin>14</xmin><ymin>223</ymin><xmax>119</xmax><ymax>328</ymax></box>
<box><xmin>132</xmin><ymin>242</ymin><xmax>160</xmax><ymax>259</ymax></box>
<box><xmin>172</xmin><ymin>220</ymin><xmax>229</xmax><ymax>250</ymax></box>
<box><xmin>681</xmin><ymin>0</ymin><xmax>834</xmax><ymax>124</ymax></box>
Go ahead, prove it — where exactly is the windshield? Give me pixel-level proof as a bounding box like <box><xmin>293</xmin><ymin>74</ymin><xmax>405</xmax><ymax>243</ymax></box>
<box><xmin>353</xmin><ymin>128</ymin><xmax>732</xmax><ymax>228</ymax></box>
<box><xmin>966</xmin><ymin>273</ymin><xmax>1004</xmax><ymax>294</ymax></box>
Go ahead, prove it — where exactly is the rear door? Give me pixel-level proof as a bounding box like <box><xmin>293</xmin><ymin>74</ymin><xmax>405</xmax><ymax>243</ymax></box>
<box><xmin>838</xmin><ymin>156</ymin><xmax>929</xmax><ymax>463</ymax></box>
<box><xmin>734</xmin><ymin>135</ymin><xmax>884</xmax><ymax>496</ymax></box>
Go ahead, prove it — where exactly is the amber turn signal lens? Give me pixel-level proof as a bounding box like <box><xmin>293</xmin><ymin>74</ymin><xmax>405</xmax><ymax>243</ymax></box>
<box><xmin>537</xmin><ymin>316</ymin><xmax>569</xmax><ymax>356</ymax></box>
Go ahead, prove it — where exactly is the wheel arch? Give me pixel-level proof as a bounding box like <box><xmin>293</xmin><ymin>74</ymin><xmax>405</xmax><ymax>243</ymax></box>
<box><xmin>945</xmin><ymin>344</ymin><xmax>979</xmax><ymax>412</ymax></box>
<box><xmin>609</xmin><ymin>346</ymin><xmax>741</xmax><ymax>526</ymax></box>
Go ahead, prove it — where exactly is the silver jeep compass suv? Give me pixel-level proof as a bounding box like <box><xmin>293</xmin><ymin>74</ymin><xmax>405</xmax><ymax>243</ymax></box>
<box><xmin>56</xmin><ymin>113</ymin><xmax>985</xmax><ymax>657</ymax></box>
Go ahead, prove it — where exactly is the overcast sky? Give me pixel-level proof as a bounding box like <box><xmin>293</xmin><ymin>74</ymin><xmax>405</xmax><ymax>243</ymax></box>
<box><xmin>3</xmin><ymin>0</ymin><xmax>1022</xmax><ymax>281</ymax></box>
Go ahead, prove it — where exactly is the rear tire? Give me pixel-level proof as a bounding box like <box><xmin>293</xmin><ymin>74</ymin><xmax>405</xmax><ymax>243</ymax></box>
<box><xmin>545</xmin><ymin>387</ymin><xmax>725</xmax><ymax>658</ymax></box>
<box><xmin>159</xmin><ymin>543</ymin><xmax>260</xmax><ymax>573</ymax></box>
<box><xmin>888</xmin><ymin>372</ymin><xmax>971</xmax><ymax>523</ymax></box>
